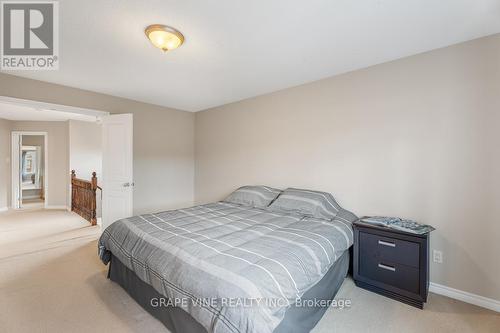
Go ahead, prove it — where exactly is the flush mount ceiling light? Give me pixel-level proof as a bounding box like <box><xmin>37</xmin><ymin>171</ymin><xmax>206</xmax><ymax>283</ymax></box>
<box><xmin>145</xmin><ymin>24</ymin><xmax>184</xmax><ymax>52</ymax></box>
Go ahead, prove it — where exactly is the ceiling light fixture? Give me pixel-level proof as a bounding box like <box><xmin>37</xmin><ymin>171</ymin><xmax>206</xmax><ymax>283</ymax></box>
<box><xmin>145</xmin><ymin>24</ymin><xmax>184</xmax><ymax>52</ymax></box>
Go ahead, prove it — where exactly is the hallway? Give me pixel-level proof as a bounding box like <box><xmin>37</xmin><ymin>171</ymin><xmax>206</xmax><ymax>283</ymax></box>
<box><xmin>0</xmin><ymin>209</ymin><xmax>166</xmax><ymax>332</ymax></box>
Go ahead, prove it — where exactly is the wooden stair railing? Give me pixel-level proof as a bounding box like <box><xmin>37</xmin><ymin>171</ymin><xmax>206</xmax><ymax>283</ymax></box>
<box><xmin>71</xmin><ymin>170</ymin><xmax>99</xmax><ymax>226</ymax></box>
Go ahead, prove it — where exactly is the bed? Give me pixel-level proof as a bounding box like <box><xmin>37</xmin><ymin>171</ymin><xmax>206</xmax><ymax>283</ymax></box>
<box><xmin>99</xmin><ymin>187</ymin><xmax>357</xmax><ymax>333</ymax></box>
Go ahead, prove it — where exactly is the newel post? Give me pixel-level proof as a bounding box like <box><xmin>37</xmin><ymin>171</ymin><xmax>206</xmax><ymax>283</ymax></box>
<box><xmin>91</xmin><ymin>172</ymin><xmax>97</xmax><ymax>226</ymax></box>
<box><xmin>91</xmin><ymin>172</ymin><xmax>97</xmax><ymax>191</ymax></box>
<box><xmin>71</xmin><ymin>170</ymin><xmax>76</xmax><ymax>211</ymax></box>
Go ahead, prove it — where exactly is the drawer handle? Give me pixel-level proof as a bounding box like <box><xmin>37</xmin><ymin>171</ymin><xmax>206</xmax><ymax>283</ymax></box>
<box><xmin>378</xmin><ymin>263</ymin><xmax>396</xmax><ymax>272</ymax></box>
<box><xmin>378</xmin><ymin>240</ymin><xmax>396</xmax><ymax>247</ymax></box>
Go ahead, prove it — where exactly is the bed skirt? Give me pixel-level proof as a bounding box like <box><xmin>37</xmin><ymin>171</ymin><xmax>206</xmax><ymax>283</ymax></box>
<box><xmin>108</xmin><ymin>250</ymin><xmax>350</xmax><ymax>333</ymax></box>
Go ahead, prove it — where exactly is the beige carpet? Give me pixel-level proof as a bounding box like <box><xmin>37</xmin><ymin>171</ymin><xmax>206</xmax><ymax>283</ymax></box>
<box><xmin>0</xmin><ymin>209</ymin><xmax>498</xmax><ymax>333</ymax></box>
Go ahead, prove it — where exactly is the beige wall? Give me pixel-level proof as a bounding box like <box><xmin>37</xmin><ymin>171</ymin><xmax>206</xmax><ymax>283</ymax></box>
<box><xmin>11</xmin><ymin>122</ymin><xmax>69</xmax><ymax>207</ymax></box>
<box><xmin>0</xmin><ymin>73</ymin><xmax>195</xmax><ymax>214</ymax></box>
<box><xmin>195</xmin><ymin>34</ymin><xmax>500</xmax><ymax>300</ymax></box>
<box><xmin>21</xmin><ymin>135</ymin><xmax>44</xmax><ymax>146</ymax></box>
<box><xmin>69</xmin><ymin>120</ymin><xmax>102</xmax><ymax>181</ymax></box>
<box><xmin>0</xmin><ymin>118</ymin><xmax>11</xmax><ymax>209</ymax></box>
<box><xmin>132</xmin><ymin>107</ymin><xmax>194</xmax><ymax>215</ymax></box>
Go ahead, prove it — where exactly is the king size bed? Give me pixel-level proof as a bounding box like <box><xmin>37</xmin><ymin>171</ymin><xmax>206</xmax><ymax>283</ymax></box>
<box><xmin>98</xmin><ymin>186</ymin><xmax>357</xmax><ymax>333</ymax></box>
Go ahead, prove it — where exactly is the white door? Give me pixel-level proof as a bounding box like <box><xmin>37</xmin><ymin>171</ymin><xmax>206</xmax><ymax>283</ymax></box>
<box><xmin>102</xmin><ymin>114</ymin><xmax>133</xmax><ymax>229</ymax></box>
<box><xmin>11</xmin><ymin>133</ymin><xmax>21</xmax><ymax>209</ymax></box>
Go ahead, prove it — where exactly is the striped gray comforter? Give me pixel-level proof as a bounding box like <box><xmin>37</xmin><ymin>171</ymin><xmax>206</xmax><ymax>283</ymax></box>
<box><xmin>98</xmin><ymin>202</ymin><xmax>356</xmax><ymax>333</ymax></box>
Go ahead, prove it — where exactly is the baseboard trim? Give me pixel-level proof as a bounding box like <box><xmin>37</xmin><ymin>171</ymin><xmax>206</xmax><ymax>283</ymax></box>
<box><xmin>45</xmin><ymin>205</ymin><xmax>68</xmax><ymax>210</ymax></box>
<box><xmin>429</xmin><ymin>282</ymin><xmax>500</xmax><ymax>313</ymax></box>
<box><xmin>0</xmin><ymin>207</ymin><xmax>8</xmax><ymax>212</ymax></box>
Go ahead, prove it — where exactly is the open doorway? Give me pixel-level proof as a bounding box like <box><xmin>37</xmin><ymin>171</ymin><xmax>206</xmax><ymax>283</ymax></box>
<box><xmin>11</xmin><ymin>132</ymin><xmax>48</xmax><ymax>209</ymax></box>
<box><xmin>21</xmin><ymin>136</ymin><xmax>46</xmax><ymax>208</ymax></box>
<box><xmin>3</xmin><ymin>96</ymin><xmax>132</xmax><ymax>228</ymax></box>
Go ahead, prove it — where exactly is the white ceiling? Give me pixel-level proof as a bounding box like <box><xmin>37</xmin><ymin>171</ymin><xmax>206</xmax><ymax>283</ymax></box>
<box><xmin>0</xmin><ymin>101</ymin><xmax>99</xmax><ymax>122</ymax></box>
<box><xmin>4</xmin><ymin>0</ymin><xmax>500</xmax><ymax>111</ymax></box>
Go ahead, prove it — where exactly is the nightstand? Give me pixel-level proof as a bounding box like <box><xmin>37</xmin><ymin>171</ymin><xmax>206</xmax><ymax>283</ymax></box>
<box><xmin>353</xmin><ymin>220</ymin><xmax>431</xmax><ymax>309</ymax></box>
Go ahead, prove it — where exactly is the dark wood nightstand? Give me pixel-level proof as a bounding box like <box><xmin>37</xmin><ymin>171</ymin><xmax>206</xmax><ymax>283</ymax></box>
<box><xmin>353</xmin><ymin>220</ymin><xmax>431</xmax><ymax>309</ymax></box>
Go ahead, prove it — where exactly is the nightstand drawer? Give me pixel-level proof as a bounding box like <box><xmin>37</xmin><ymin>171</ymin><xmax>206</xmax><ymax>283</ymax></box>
<box><xmin>359</xmin><ymin>231</ymin><xmax>420</xmax><ymax>268</ymax></box>
<box><xmin>359</xmin><ymin>256</ymin><xmax>420</xmax><ymax>294</ymax></box>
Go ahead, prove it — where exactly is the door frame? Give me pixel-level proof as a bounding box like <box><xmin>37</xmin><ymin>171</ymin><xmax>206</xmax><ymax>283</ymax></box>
<box><xmin>11</xmin><ymin>131</ymin><xmax>49</xmax><ymax>209</ymax></box>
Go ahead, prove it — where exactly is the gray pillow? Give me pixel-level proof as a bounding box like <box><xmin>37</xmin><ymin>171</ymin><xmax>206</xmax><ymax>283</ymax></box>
<box><xmin>224</xmin><ymin>186</ymin><xmax>282</xmax><ymax>208</ymax></box>
<box><xmin>267</xmin><ymin>188</ymin><xmax>341</xmax><ymax>220</ymax></box>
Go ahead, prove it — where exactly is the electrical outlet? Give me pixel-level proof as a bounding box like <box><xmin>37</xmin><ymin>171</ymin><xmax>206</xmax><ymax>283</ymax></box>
<box><xmin>433</xmin><ymin>250</ymin><xmax>443</xmax><ymax>264</ymax></box>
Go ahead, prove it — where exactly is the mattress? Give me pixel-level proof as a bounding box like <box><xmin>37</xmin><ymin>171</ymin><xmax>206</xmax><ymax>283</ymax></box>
<box><xmin>99</xmin><ymin>201</ymin><xmax>356</xmax><ymax>333</ymax></box>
